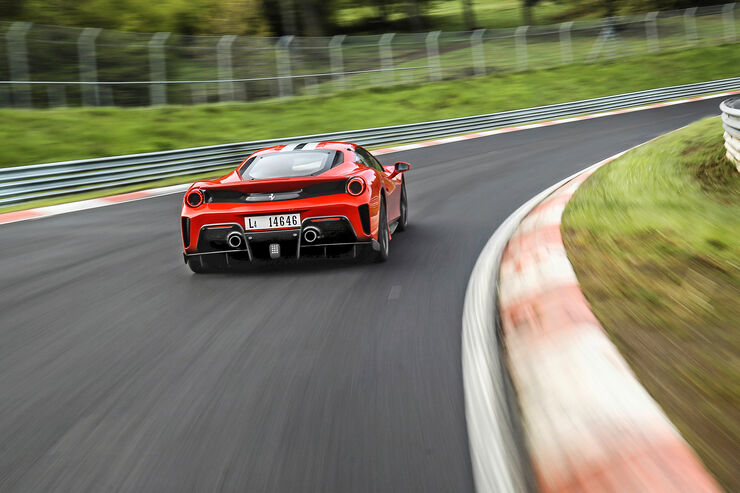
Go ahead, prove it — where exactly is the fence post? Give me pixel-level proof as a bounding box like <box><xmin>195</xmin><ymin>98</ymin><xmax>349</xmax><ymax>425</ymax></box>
<box><xmin>379</xmin><ymin>33</ymin><xmax>395</xmax><ymax>84</ymax></box>
<box><xmin>559</xmin><ymin>21</ymin><xmax>573</xmax><ymax>64</ymax></box>
<box><xmin>722</xmin><ymin>3</ymin><xmax>736</xmax><ymax>42</ymax></box>
<box><xmin>6</xmin><ymin>22</ymin><xmax>32</xmax><ymax>108</ymax></box>
<box><xmin>684</xmin><ymin>7</ymin><xmax>698</xmax><ymax>46</ymax></box>
<box><xmin>217</xmin><ymin>34</ymin><xmax>237</xmax><ymax>102</ymax></box>
<box><xmin>148</xmin><ymin>32</ymin><xmax>170</xmax><ymax>105</ymax></box>
<box><xmin>471</xmin><ymin>29</ymin><xmax>486</xmax><ymax>76</ymax></box>
<box><xmin>645</xmin><ymin>12</ymin><xmax>659</xmax><ymax>52</ymax></box>
<box><xmin>425</xmin><ymin>31</ymin><xmax>442</xmax><ymax>81</ymax></box>
<box><xmin>78</xmin><ymin>27</ymin><xmax>101</xmax><ymax>106</ymax></box>
<box><xmin>275</xmin><ymin>35</ymin><xmax>294</xmax><ymax>97</ymax></box>
<box><xmin>515</xmin><ymin>25</ymin><xmax>528</xmax><ymax>71</ymax></box>
<box><xmin>329</xmin><ymin>35</ymin><xmax>346</xmax><ymax>92</ymax></box>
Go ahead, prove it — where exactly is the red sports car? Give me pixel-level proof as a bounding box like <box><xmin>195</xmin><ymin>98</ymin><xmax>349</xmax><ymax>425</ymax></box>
<box><xmin>181</xmin><ymin>142</ymin><xmax>410</xmax><ymax>273</ymax></box>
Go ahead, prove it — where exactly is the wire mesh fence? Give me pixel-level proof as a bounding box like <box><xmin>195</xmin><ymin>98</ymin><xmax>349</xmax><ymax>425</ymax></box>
<box><xmin>0</xmin><ymin>3</ymin><xmax>737</xmax><ymax>108</ymax></box>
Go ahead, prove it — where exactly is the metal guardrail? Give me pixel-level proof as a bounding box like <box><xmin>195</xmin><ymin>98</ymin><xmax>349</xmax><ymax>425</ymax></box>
<box><xmin>720</xmin><ymin>97</ymin><xmax>740</xmax><ymax>170</ymax></box>
<box><xmin>1</xmin><ymin>77</ymin><xmax>738</xmax><ymax>207</ymax></box>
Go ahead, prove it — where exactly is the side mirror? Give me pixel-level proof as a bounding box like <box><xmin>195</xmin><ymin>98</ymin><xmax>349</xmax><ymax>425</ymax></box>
<box><xmin>387</xmin><ymin>161</ymin><xmax>410</xmax><ymax>178</ymax></box>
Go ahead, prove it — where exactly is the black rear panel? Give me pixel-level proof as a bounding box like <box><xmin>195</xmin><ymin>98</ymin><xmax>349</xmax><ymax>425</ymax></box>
<box><xmin>204</xmin><ymin>180</ymin><xmax>346</xmax><ymax>204</ymax></box>
<box><xmin>358</xmin><ymin>204</ymin><xmax>371</xmax><ymax>235</ymax></box>
<box><xmin>181</xmin><ymin>217</ymin><xmax>191</xmax><ymax>247</ymax></box>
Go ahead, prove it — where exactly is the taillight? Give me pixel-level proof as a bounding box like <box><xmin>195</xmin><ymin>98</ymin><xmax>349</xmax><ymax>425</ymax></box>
<box><xmin>346</xmin><ymin>177</ymin><xmax>365</xmax><ymax>196</ymax></box>
<box><xmin>186</xmin><ymin>190</ymin><xmax>204</xmax><ymax>208</ymax></box>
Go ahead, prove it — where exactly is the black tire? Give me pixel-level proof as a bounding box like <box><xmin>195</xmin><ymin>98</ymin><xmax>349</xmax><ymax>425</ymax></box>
<box><xmin>396</xmin><ymin>180</ymin><xmax>408</xmax><ymax>232</ymax></box>
<box><xmin>369</xmin><ymin>198</ymin><xmax>390</xmax><ymax>263</ymax></box>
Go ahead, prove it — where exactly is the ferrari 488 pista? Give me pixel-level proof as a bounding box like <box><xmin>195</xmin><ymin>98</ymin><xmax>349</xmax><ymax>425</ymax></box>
<box><xmin>181</xmin><ymin>142</ymin><xmax>410</xmax><ymax>273</ymax></box>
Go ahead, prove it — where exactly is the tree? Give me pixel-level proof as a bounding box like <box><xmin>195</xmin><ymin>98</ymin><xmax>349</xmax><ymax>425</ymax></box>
<box><xmin>521</xmin><ymin>0</ymin><xmax>540</xmax><ymax>25</ymax></box>
<box><xmin>461</xmin><ymin>0</ymin><xmax>476</xmax><ymax>30</ymax></box>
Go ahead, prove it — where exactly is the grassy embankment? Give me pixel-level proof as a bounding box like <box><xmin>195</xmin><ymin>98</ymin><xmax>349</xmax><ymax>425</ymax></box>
<box><xmin>561</xmin><ymin>117</ymin><xmax>739</xmax><ymax>490</ymax></box>
<box><xmin>0</xmin><ymin>43</ymin><xmax>738</xmax><ymax>213</ymax></box>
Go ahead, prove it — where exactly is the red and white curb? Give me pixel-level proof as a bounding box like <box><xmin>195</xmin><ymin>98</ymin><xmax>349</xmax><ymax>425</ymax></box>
<box><xmin>1</xmin><ymin>90</ymin><xmax>737</xmax><ymax>227</ymax></box>
<box><xmin>496</xmin><ymin>152</ymin><xmax>720</xmax><ymax>492</ymax></box>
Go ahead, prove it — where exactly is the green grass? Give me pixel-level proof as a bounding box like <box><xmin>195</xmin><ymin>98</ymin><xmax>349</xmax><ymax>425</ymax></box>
<box><xmin>1</xmin><ymin>43</ymin><xmax>738</xmax><ymax>170</ymax></box>
<box><xmin>561</xmin><ymin>117</ymin><xmax>740</xmax><ymax>490</ymax></box>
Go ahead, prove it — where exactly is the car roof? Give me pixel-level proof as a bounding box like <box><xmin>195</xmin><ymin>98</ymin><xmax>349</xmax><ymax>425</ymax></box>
<box><xmin>257</xmin><ymin>142</ymin><xmax>356</xmax><ymax>154</ymax></box>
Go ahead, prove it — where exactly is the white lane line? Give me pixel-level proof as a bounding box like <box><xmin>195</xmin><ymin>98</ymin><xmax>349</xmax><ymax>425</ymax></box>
<box><xmin>388</xmin><ymin>285</ymin><xmax>401</xmax><ymax>300</ymax></box>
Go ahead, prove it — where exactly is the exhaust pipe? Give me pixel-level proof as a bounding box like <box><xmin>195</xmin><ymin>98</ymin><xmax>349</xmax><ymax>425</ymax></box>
<box><xmin>303</xmin><ymin>226</ymin><xmax>320</xmax><ymax>244</ymax></box>
<box><xmin>226</xmin><ymin>232</ymin><xmax>244</xmax><ymax>249</ymax></box>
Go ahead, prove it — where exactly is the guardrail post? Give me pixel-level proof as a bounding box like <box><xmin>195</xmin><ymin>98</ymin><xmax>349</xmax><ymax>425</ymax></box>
<box><xmin>722</xmin><ymin>3</ymin><xmax>736</xmax><ymax>42</ymax></box>
<box><xmin>425</xmin><ymin>31</ymin><xmax>442</xmax><ymax>82</ymax></box>
<box><xmin>379</xmin><ymin>33</ymin><xmax>395</xmax><ymax>84</ymax></box>
<box><xmin>275</xmin><ymin>35</ymin><xmax>294</xmax><ymax>97</ymax></box>
<box><xmin>148</xmin><ymin>32</ymin><xmax>170</xmax><ymax>105</ymax></box>
<box><xmin>645</xmin><ymin>12</ymin><xmax>659</xmax><ymax>52</ymax></box>
<box><xmin>606</xmin><ymin>17</ymin><xmax>617</xmax><ymax>59</ymax></box>
<box><xmin>587</xmin><ymin>17</ymin><xmax>617</xmax><ymax>61</ymax></box>
<box><xmin>515</xmin><ymin>26</ymin><xmax>529</xmax><ymax>71</ymax></box>
<box><xmin>78</xmin><ymin>27</ymin><xmax>101</xmax><ymax>106</ymax></box>
<box><xmin>329</xmin><ymin>35</ymin><xmax>346</xmax><ymax>92</ymax></box>
<box><xmin>6</xmin><ymin>22</ymin><xmax>32</xmax><ymax>108</ymax></box>
<box><xmin>559</xmin><ymin>22</ymin><xmax>573</xmax><ymax>65</ymax></box>
<box><xmin>684</xmin><ymin>7</ymin><xmax>698</xmax><ymax>46</ymax></box>
<box><xmin>471</xmin><ymin>29</ymin><xmax>486</xmax><ymax>76</ymax></box>
<box><xmin>217</xmin><ymin>34</ymin><xmax>238</xmax><ymax>102</ymax></box>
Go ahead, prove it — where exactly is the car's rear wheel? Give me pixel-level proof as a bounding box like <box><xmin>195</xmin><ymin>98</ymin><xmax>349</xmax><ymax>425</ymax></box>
<box><xmin>396</xmin><ymin>180</ymin><xmax>408</xmax><ymax>232</ymax></box>
<box><xmin>369</xmin><ymin>198</ymin><xmax>389</xmax><ymax>263</ymax></box>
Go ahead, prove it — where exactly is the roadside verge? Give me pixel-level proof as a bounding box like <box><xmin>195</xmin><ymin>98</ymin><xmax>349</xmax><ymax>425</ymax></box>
<box><xmin>463</xmin><ymin>142</ymin><xmax>723</xmax><ymax>492</ymax></box>
<box><xmin>561</xmin><ymin>116</ymin><xmax>739</xmax><ymax>489</ymax></box>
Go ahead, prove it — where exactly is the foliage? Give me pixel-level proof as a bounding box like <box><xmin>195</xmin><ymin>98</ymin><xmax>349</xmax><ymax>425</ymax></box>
<box><xmin>562</xmin><ymin>117</ymin><xmax>740</xmax><ymax>489</ymax></box>
<box><xmin>4</xmin><ymin>0</ymin><xmax>270</xmax><ymax>36</ymax></box>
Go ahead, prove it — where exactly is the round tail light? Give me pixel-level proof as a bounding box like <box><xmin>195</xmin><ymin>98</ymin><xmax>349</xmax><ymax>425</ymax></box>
<box><xmin>186</xmin><ymin>190</ymin><xmax>204</xmax><ymax>207</ymax></box>
<box><xmin>346</xmin><ymin>177</ymin><xmax>366</xmax><ymax>196</ymax></box>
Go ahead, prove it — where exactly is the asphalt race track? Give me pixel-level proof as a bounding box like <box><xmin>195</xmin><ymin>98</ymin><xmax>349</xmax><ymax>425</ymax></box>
<box><xmin>0</xmin><ymin>98</ymin><xmax>725</xmax><ymax>493</ymax></box>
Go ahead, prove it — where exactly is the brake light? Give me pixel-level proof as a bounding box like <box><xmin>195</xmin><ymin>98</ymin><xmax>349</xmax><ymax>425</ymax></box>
<box><xmin>186</xmin><ymin>190</ymin><xmax>204</xmax><ymax>207</ymax></box>
<box><xmin>346</xmin><ymin>177</ymin><xmax>365</xmax><ymax>196</ymax></box>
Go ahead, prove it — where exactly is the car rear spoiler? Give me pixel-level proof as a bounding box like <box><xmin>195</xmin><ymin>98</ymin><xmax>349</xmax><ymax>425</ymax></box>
<box><xmin>194</xmin><ymin>176</ymin><xmax>347</xmax><ymax>194</ymax></box>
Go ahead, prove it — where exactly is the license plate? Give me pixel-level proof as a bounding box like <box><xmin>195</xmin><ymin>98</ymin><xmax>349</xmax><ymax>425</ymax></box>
<box><xmin>245</xmin><ymin>213</ymin><xmax>300</xmax><ymax>231</ymax></box>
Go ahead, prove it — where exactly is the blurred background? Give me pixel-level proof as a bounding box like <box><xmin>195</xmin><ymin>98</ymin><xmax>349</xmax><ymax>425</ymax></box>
<box><xmin>1</xmin><ymin>0</ymin><xmax>738</xmax><ymax>108</ymax></box>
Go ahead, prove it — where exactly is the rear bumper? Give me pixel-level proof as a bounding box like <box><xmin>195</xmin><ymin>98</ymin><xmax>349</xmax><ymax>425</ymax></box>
<box><xmin>183</xmin><ymin>196</ymin><xmax>373</xmax><ymax>251</ymax></box>
<box><xmin>183</xmin><ymin>212</ymin><xmax>377</xmax><ymax>262</ymax></box>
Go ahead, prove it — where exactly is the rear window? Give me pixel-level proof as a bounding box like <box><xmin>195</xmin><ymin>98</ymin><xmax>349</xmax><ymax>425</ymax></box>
<box><xmin>240</xmin><ymin>150</ymin><xmax>341</xmax><ymax>180</ymax></box>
